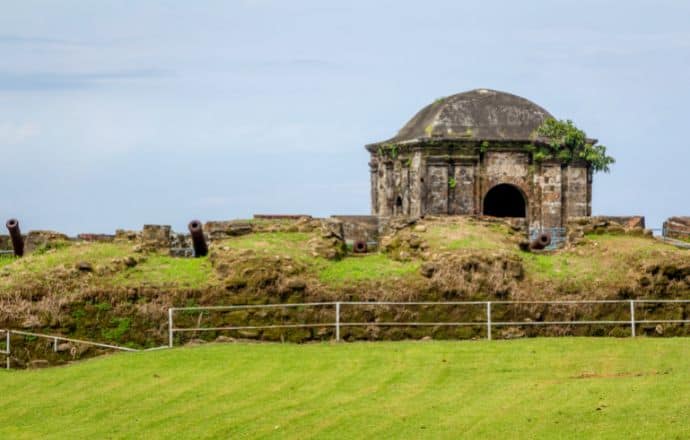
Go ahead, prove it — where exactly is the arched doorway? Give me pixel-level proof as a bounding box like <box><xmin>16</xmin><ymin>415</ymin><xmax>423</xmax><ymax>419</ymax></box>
<box><xmin>483</xmin><ymin>184</ymin><xmax>526</xmax><ymax>218</ymax></box>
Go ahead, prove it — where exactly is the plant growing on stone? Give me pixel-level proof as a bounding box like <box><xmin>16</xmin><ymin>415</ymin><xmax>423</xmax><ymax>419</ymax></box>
<box><xmin>378</xmin><ymin>143</ymin><xmax>398</xmax><ymax>159</ymax></box>
<box><xmin>530</xmin><ymin>118</ymin><xmax>615</xmax><ymax>173</ymax></box>
<box><xmin>448</xmin><ymin>177</ymin><xmax>457</xmax><ymax>189</ymax></box>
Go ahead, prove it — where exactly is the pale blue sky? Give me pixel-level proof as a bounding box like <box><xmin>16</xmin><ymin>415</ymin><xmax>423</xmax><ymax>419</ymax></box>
<box><xmin>2</xmin><ymin>0</ymin><xmax>689</xmax><ymax>234</ymax></box>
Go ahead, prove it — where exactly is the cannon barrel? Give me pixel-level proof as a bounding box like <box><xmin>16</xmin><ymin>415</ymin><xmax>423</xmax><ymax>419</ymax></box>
<box><xmin>6</xmin><ymin>218</ymin><xmax>24</xmax><ymax>257</ymax></box>
<box><xmin>353</xmin><ymin>240</ymin><xmax>368</xmax><ymax>254</ymax></box>
<box><xmin>188</xmin><ymin>220</ymin><xmax>208</xmax><ymax>257</ymax></box>
<box><xmin>529</xmin><ymin>232</ymin><xmax>552</xmax><ymax>251</ymax></box>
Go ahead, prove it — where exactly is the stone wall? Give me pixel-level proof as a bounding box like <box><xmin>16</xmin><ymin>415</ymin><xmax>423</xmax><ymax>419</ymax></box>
<box><xmin>139</xmin><ymin>225</ymin><xmax>172</xmax><ymax>251</ymax></box>
<box><xmin>426</xmin><ymin>160</ymin><xmax>449</xmax><ymax>214</ymax></box>
<box><xmin>564</xmin><ymin>164</ymin><xmax>591</xmax><ymax>218</ymax></box>
<box><xmin>77</xmin><ymin>233</ymin><xmax>115</xmax><ymax>242</ymax></box>
<box><xmin>663</xmin><ymin>217</ymin><xmax>690</xmax><ymax>241</ymax></box>
<box><xmin>369</xmin><ymin>144</ymin><xmax>593</xmax><ymax>231</ymax></box>
<box><xmin>567</xmin><ymin>216</ymin><xmax>648</xmax><ymax>244</ymax></box>
<box><xmin>331</xmin><ymin>215</ymin><xmax>380</xmax><ymax>245</ymax></box>
<box><xmin>482</xmin><ymin>151</ymin><xmax>530</xmax><ymax>198</ymax></box>
<box><xmin>24</xmin><ymin>231</ymin><xmax>70</xmax><ymax>252</ymax></box>
<box><xmin>450</xmin><ymin>161</ymin><xmax>476</xmax><ymax>215</ymax></box>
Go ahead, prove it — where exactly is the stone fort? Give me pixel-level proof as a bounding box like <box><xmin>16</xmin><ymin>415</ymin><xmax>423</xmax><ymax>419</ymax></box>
<box><xmin>366</xmin><ymin>88</ymin><xmax>593</xmax><ymax>234</ymax></box>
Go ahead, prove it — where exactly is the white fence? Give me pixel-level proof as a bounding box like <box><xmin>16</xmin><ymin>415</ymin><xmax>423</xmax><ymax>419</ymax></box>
<box><xmin>3</xmin><ymin>299</ymin><xmax>689</xmax><ymax>369</ymax></box>
<box><xmin>167</xmin><ymin>299</ymin><xmax>690</xmax><ymax>347</ymax></box>
<box><xmin>0</xmin><ymin>329</ymin><xmax>166</xmax><ymax>370</ymax></box>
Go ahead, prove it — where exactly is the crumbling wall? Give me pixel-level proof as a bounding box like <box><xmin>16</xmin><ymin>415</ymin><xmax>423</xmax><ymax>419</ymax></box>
<box><xmin>369</xmin><ymin>142</ymin><xmax>595</xmax><ymax>234</ymax></box>
<box><xmin>564</xmin><ymin>163</ymin><xmax>591</xmax><ymax>218</ymax></box>
<box><xmin>567</xmin><ymin>216</ymin><xmax>648</xmax><ymax>244</ymax></box>
<box><xmin>450</xmin><ymin>161</ymin><xmax>476</xmax><ymax>215</ymax></box>
<box><xmin>24</xmin><ymin>231</ymin><xmax>70</xmax><ymax>253</ymax></box>
<box><xmin>483</xmin><ymin>151</ymin><xmax>530</xmax><ymax>195</ymax></box>
<box><xmin>426</xmin><ymin>160</ymin><xmax>449</xmax><ymax>214</ymax></box>
<box><xmin>534</xmin><ymin>162</ymin><xmax>562</xmax><ymax>229</ymax></box>
<box><xmin>663</xmin><ymin>217</ymin><xmax>690</xmax><ymax>242</ymax></box>
<box><xmin>331</xmin><ymin>216</ymin><xmax>379</xmax><ymax>245</ymax></box>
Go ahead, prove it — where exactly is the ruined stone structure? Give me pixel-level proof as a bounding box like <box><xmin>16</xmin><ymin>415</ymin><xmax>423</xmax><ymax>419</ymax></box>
<box><xmin>366</xmin><ymin>89</ymin><xmax>594</xmax><ymax>232</ymax></box>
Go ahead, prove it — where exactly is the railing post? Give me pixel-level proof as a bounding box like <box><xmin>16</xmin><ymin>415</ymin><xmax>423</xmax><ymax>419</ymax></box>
<box><xmin>53</xmin><ymin>337</ymin><xmax>58</xmax><ymax>352</ymax></box>
<box><xmin>335</xmin><ymin>302</ymin><xmax>341</xmax><ymax>342</ymax></box>
<box><xmin>486</xmin><ymin>302</ymin><xmax>492</xmax><ymax>341</ymax></box>
<box><xmin>168</xmin><ymin>308</ymin><xmax>174</xmax><ymax>348</ymax></box>
<box><xmin>6</xmin><ymin>330</ymin><xmax>10</xmax><ymax>370</ymax></box>
<box><xmin>630</xmin><ymin>300</ymin><xmax>636</xmax><ymax>338</ymax></box>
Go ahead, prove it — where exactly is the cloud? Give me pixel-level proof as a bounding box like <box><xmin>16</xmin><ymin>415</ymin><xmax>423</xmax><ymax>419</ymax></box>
<box><xmin>0</xmin><ymin>122</ymin><xmax>40</xmax><ymax>145</ymax></box>
<box><xmin>0</xmin><ymin>69</ymin><xmax>171</xmax><ymax>91</ymax></box>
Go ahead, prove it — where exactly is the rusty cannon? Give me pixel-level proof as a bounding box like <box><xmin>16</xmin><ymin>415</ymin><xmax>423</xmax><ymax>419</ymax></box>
<box><xmin>6</xmin><ymin>218</ymin><xmax>24</xmax><ymax>257</ymax></box>
<box><xmin>188</xmin><ymin>220</ymin><xmax>208</xmax><ymax>257</ymax></box>
<box><xmin>529</xmin><ymin>231</ymin><xmax>552</xmax><ymax>250</ymax></box>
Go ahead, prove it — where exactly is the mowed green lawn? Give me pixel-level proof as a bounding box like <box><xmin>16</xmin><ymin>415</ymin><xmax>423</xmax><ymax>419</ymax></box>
<box><xmin>1</xmin><ymin>338</ymin><xmax>689</xmax><ymax>439</ymax></box>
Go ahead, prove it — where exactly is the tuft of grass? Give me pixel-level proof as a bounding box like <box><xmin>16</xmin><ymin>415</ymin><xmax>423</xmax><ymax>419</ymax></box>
<box><xmin>318</xmin><ymin>254</ymin><xmax>419</xmax><ymax>285</ymax></box>
<box><xmin>0</xmin><ymin>339</ymin><xmax>688</xmax><ymax>439</ymax></box>
<box><xmin>0</xmin><ymin>255</ymin><xmax>15</xmax><ymax>269</ymax></box>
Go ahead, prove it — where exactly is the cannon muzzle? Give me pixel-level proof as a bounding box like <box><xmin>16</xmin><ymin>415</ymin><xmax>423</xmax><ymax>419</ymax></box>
<box><xmin>353</xmin><ymin>240</ymin><xmax>368</xmax><ymax>254</ymax></box>
<box><xmin>529</xmin><ymin>232</ymin><xmax>552</xmax><ymax>250</ymax></box>
<box><xmin>6</xmin><ymin>218</ymin><xmax>24</xmax><ymax>257</ymax></box>
<box><xmin>188</xmin><ymin>220</ymin><xmax>208</xmax><ymax>257</ymax></box>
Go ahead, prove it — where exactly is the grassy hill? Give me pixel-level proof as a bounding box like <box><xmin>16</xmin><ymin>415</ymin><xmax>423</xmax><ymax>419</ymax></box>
<box><xmin>0</xmin><ymin>217</ymin><xmax>688</xmax><ymax>358</ymax></box>
<box><xmin>1</xmin><ymin>338</ymin><xmax>689</xmax><ymax>439</ymax></box>
<box><xmin>1</xmin><ymin>217</ymin><xmax>687</xmax><ymax>296</ymax></box>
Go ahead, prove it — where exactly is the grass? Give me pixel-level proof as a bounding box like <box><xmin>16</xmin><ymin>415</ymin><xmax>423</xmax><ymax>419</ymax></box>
<box><xmin>422</xmin><ymin>218</ymin><xmax>511</xmax><ymax>251</ymax></box>
<box><xmin>318</xmin><ymin>254</ymin><xmax>420</xmax><ymax>285</ymax></box>
<box><xmin>222</xmin><ymin>232</ymin><xmax>419</xmax><ymax>286</ymax></box>
<box><xmin>1</xmin><ymin>223</ymin><xmax>687</xmax><ymax>295</ymax></box>
<box><xmin>221</xmin><ymin>232</ymin><xmax>315</xmax><ymax>259</ymax></box>
<box><xmin>521</xmin><ymin>233</ymin><xmax>688</xmax><ymax>290</ymax></box>
<box><xmin>111</xmin><ymin>254</ymin><xmax>215</xmax><ymax>289</ymax></box>
<box><xmin>1</xmin><ymin>242</ymin><xmax>130</xmax><ymax>274</ymax></box>
<box><xmin>0</xmin><ymin>338</ymin><xmax>688</xmax><ymax>439</ymax></box>
<box><xmin>0</xmin><ymin>255</ymin><xmax>15</xmax><ymax>269</ymax></box>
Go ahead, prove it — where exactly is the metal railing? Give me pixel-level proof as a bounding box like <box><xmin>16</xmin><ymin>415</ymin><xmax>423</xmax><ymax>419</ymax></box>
<box><xmin>4</xmin><ymin>300</ymin><xmax>689</xmax><ymax>369</ymax></box>
<box><xmin>1</xmin><ymin>330</ymin><xmax>166</xmax><ymax>370</ymax></box>
<box><xmin>1</xmin><ymin>330</ymin><xmax>9</xmax><ymax>370</ymax></box>
<box><xmin>168</xmin><ymin>299</ymin><xmax>690</xmax><ymax>346</ymax></box>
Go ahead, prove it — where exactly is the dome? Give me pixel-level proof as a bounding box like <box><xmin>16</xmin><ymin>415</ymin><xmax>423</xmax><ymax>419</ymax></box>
<box><xmin>367</xmin><ymin>89</ymin><xmax>554</xmax><ymax>148</ymax></box>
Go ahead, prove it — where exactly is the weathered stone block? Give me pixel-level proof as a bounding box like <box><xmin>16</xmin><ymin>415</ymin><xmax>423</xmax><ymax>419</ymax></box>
<box><xmin>25</xmin><ymin>231</ymin><xmax>70</xmax><ymax>252</ymax></box>
<box><xmin>663</xmin><ymin>217</ymin><xmax>690</xmax><ymax>241</ymax></box>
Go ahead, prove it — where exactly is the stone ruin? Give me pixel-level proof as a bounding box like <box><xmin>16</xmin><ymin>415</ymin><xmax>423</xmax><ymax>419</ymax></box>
<box><xmin>663</xmin><ymin>217</ymin><xmax>690</xmax><ymax>242</ymax></box>
<box><xmin>366</xmin><ymin>89</ymin><xmax>593</xmax><ymax>244</ymax></box>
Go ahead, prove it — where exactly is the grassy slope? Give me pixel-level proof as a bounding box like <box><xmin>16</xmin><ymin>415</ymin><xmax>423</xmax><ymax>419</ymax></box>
<box><xmin>219</xmin><ymin>232</ymin><xmax>420</xmax><ymax>285</ymax></box>
<box><xmin>0</xmin><ymin>218</ymin><xmax>687</xmax><ymax>295</ymax></box>
<box><xmin>0</xmin><ymin>338</ymin><xmax>688</xmax><ymax>439</ymax></box>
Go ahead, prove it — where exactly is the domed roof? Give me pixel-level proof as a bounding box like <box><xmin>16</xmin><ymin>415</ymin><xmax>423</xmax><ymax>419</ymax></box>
<box><xmin>367</xmin><ymin>89</ymin><xmax>554</xmax><ymax>149</ymax></box>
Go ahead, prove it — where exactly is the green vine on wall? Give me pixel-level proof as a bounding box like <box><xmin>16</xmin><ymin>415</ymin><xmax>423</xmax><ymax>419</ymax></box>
<box><xmin>448</xmin><ymin>177</ymin><xmax>457</xmax><ymax>189</ymax></box>
<box><xmin>377</xmin><ymin>143</ymin><xmax>399</xmax><ymax>159</ymax></box>
<box><xmin>528</xmin><ymin>118</ymin><xmax>615</xmax><ymax>173</ymax></box>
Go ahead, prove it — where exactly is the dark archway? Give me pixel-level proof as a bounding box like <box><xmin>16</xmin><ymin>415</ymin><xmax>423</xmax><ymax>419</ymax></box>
<box><xmin>483</xmin><ymin>184</ymin><xmax>526</xmax><ymax>218</ymax></box>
